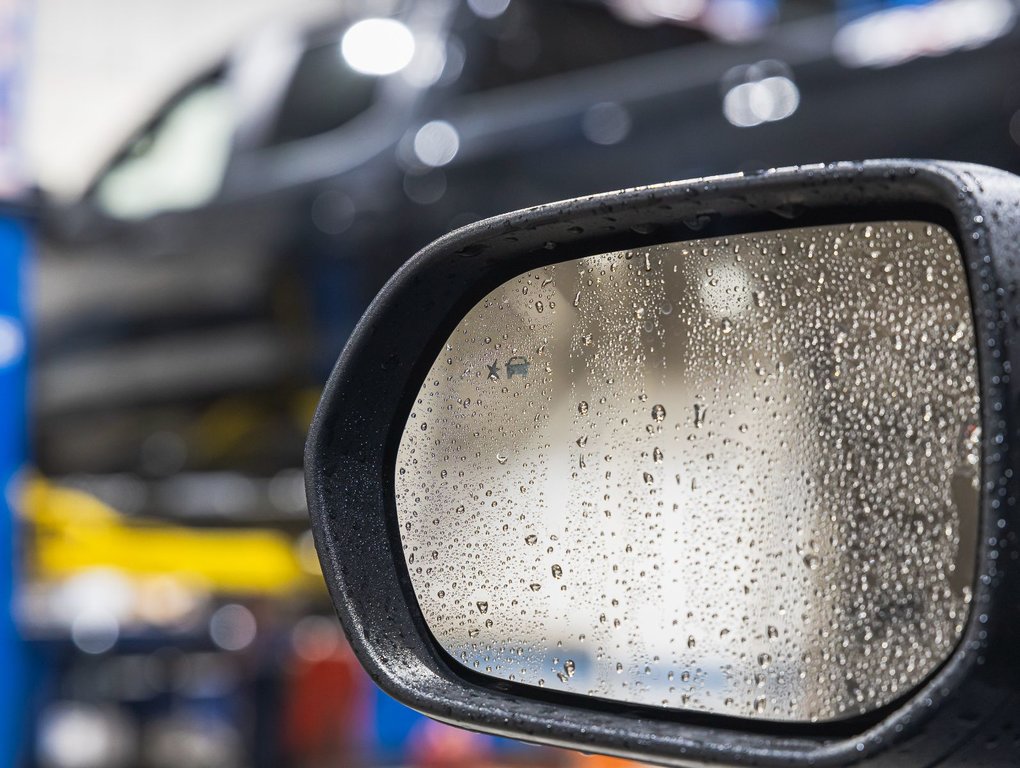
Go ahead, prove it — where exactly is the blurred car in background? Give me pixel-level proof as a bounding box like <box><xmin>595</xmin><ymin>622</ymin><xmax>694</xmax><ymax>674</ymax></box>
<box><xmin>20</xmin><ymin>0</ymin><xmax>1020</xmax><ymax>765</ymax></box>
<box><xmin>35</xmin><ymin>0</ymin><xmax>1020</xmax><ymax>474</ymax></box>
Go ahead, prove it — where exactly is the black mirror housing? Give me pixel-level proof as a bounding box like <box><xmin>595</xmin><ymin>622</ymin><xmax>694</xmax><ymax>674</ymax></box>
<box><xmin>305</xmin><ymin>160</ymin><xmax>1020</xmax><ymax>767</ymax></box>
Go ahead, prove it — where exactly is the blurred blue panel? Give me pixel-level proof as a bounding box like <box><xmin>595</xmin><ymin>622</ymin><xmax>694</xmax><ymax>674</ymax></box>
<box><xmin>370</xmin><ymin>687</ymin><xmax>549</xmax><ymax>762</ymax></box>
<box><xmin>371</xmin><ymin>688</ymin><xmax>424</xmax><ymax>761</ymax></box>
<box><xmin>0</xmin><ymin>214</ymin><xmax>28</xmax><ymax>766</ymax></box>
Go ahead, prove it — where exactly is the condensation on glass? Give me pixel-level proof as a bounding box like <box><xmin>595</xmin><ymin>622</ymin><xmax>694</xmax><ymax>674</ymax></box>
<box><xmin>394</xmin><ymin>222</ymin><xmax>980</xmax><ymax>723</ymax></box>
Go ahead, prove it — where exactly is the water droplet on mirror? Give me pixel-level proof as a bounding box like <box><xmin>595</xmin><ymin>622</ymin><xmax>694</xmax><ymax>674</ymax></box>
<box><xmin>496</xmin><ymin>454</ymin><xmax>508</xmax><ymax>465</ymax></box>
<box><xmin>524</xmin><ymin>534</ymin><xmax>538</xmax><ymax>545</ymax></box>
<box><xmin>530</xmin><ymin>583</ymin><xmax>541</xmax><ymax>592</ymax></box>
<box><xmin>651</xmin><ymin>404</ymin><xmax>666</xmax><ymax>422</ymax></box>
<box><xmin>578</xmin><ymin>401</ymin><xmax>590</xmax><ymax>415</ymax></box>
<box><xmin>694</xmin><ymin>404</ymin><xmax>707</xmax><ymax>428</ymax></box>
<box><xmin>476</xmin><ymin>601</ymin><xmax>489</xmax><ymax>614</ymax></box>
<box><xmin>551</xmin><ymin>564</ymin><xmax>563</xmax><ymax>579</ymax></box>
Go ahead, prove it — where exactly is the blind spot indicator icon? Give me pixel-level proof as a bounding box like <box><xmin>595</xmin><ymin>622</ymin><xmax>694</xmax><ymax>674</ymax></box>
<box><xmin>506</xmin><ymin>357</ymin><xmax>529</xmax><ymax>378</ymax></box>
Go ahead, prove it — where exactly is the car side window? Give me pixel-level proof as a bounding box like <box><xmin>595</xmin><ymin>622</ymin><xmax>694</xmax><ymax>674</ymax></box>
<box><xmin>94</xmin><ymin>73</ymin><xmax>235</xmax><ymax>220</ymax></box>
<box><xmin>266</xmin><ymin>41</ymin><xmax>377</xmax><ymax>146</ymax></box>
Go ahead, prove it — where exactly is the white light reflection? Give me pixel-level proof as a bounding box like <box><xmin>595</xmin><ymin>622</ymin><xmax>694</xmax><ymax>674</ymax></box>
<box><xmin>209</xmin><ymin>603</ymin><xmax>257</xmax><ymax>651</ymax></box>
<box><xmin>582</xmin><ymin>102</ymin><xmax>632</xmax><ymax>145</ymax></box>
<box><xmin>723</xmin><ymin>75</ymin><xmax>799</xmax><ymax>128</ymax></box>
<box><xmin>402</xmin><ymin>33</ymin><xmax>448</xmax><ymax>87</ymax></box>
<box><xmin>609</xmin><ymin>0</ymin><xmax>705</xmax><ymax>24</ymax></box>
<box><xmin>468</xmin><ymin>0</ymin><xmax>511</xmax><ymax>19</ymax></box>
<box><xmin>71</xmin><ymin>611</ymin><xmax>119</xmax><ymax>655</ymax></box>
<box><xmin>0</xmin><ymin>315</ymin><xmax>24</xmax><ymax>367</ymax></box>
<box><xmin>340</xmin><ymin>18</ymin><xmax>416</xmax><ymax>76</ymax></box>
<box><xmin>703</xmin><ymin>0</ymin><xmax>775</xmax><ymax>41</ymax></box>
<box><xmin>56</xmin><ymin>570</ymin><xmax>133</xmax><ymax>655</ymax></box>
<box><xmin>834</xmin><ymin>0</ymin><xmax>1016</xmax><ymax>68</ymax></box>
<box><xmin>38</xmin><ymin>703</ymin><xmax>135</xmax><ymax>768</ymax></box>
<box><xmin>413</xmin><ymin>121</ymin><xmax>460</xmax><ymax>167</ymax></box>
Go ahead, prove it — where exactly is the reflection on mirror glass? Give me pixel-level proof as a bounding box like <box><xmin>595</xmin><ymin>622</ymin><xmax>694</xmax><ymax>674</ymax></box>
<box><xmin>395</xmin><ymin>222</ymin><xmax>980</xmax><ymax>722</ymax></box>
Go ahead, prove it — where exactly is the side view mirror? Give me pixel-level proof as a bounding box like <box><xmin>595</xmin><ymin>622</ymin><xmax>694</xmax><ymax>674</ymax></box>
<box><xmin>305</xmin><ymin>160</ymin><xmax>1020</xmax><ymax>767</ymax></box>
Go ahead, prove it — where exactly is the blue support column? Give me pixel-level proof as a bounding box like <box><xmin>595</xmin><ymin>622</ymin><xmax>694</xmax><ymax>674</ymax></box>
<box><xmin>0</xmin><ymin>214</ymin><xmax>28</xmax><ymax>767</ymax></box>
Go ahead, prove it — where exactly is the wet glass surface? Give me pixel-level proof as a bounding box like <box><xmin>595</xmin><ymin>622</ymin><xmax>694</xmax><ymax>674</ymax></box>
<box><xmin>395</xmin><ymin>221</ymin><xmax>980</xmax><ymax>723</ymax></box>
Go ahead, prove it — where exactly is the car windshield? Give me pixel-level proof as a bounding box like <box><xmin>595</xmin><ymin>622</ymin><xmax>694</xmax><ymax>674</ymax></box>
<box><xmin>94</xmin><ymin>74</ymin><xmax>234</xmax><ymax>219</ymax></box>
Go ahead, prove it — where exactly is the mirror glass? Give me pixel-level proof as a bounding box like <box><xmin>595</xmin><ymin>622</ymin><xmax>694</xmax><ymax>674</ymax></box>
<box><xmin>395</xmin><ymin>221</ymin><xmax>980</xmax><ymax>723</ymax></box>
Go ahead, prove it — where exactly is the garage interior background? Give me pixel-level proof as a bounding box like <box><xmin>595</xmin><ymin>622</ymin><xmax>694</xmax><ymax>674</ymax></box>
<box><xmin>7</xmin><ymin>0</ymin><xmax>1020</xmax><ymax>766</ymax></box>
